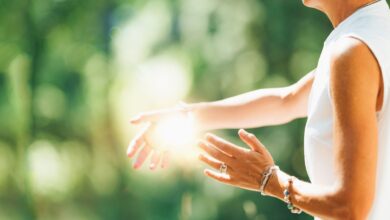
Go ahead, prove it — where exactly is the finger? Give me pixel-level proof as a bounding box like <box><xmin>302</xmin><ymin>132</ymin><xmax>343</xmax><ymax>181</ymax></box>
<box><xmin>205</xmin><ymin>133</ymin><xmax>242</xmax><ymax>156</ymax></box>
<box><xmin>238</xmin><ymin>129</ymin><xmax>265</xmax><ymax>152</ymax></box>
<box><xmin>198</xmin><ymin>153</ymin><xmax>224</xmax><ymax>170</ymax></box>
<box><xmin>127</xmin><ymin>123</ymin><xmax>151</xmax><ymax>158</ymax></box>
<box><xmin>130</xmin><ymin>108</ymin><xmax>179</xmax><ymax>124</ymax></box>
<box><xmin>198</xmin><ymin>141</ymin><xmax>233</xmax><ymax>164</ymax></box>
<box><xmin>133</xmin><ymin>144</ymin><xmax>152</xmax><ymax>169</ymax></box>
<box><xmin>161</xmin><ymin>151</ymin><xmax>170</xmax><ymax>168</ymax></box>
<box><xmin>130</xmin><ymin>114</ymin><xmax>143</xmax><ymax>124</ymax></box>
<box><xmin>149</xmin><ymin>150</ymin><xmax>161</xmax><ymax>170</ymax></box>
<box><xmin>127</xmin><ymin>138</ymin><xmax>144</xmax><ymax>158</ymax></box>
<box><xmin>130</xmin><ymin>113</ymin><xmax>158</xmax><ymax>124</ymax></box>
<box><xmin>204</xmin><ymin>169</ymin><xmax>231</xmax><ymax>183</ymax></box>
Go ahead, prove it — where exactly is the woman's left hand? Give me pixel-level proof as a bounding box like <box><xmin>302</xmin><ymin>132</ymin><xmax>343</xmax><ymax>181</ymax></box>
<box><xmin>198</xmin><ymin>129</ymin><xmax>275</xmax><ymax>192</ymax></box>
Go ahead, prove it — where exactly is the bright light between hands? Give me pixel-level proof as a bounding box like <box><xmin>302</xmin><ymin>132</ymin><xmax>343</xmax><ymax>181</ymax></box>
<box><xmin>154</xmin><ymin>115</ymin><xmax>194</xmax><ymax>147</ymax></box>
<box><xmin>146</xmin><ymin>112</ymin><xmax>199</xmax><ymax>162</ymax></box>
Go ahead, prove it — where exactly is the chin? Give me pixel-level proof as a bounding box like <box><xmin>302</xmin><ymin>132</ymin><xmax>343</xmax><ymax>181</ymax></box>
<box><xmin>302</xmin><ymin>0</ymin><xmax>320</xmax><ymax>10</ymax></box>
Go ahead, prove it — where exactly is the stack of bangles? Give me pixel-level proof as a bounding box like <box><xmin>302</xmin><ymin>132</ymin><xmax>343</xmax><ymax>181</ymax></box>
<box><xmin>259</xmin><ymin>165</ymin><xmax>302</xmax><ymax>214</ymax></box>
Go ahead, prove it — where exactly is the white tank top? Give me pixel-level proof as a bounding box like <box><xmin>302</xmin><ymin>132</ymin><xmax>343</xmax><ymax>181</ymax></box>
<box><xmin>304</xmin><ymin>1</ymin><xmax>390</xmax><ymax>219</ymax></box>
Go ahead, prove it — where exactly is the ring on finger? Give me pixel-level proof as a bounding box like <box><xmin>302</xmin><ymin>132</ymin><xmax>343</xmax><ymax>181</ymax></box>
<box><xmin>220</xmin><ymin>163</ymin><xmax>228</xmax><ymax>174</ymax></box>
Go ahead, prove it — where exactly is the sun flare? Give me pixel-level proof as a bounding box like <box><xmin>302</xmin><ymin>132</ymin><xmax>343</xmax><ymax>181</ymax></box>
<box><xmin>146</xmin><ymin>112</ymin><xmax>199</xmax><ymax>164</ymax></box>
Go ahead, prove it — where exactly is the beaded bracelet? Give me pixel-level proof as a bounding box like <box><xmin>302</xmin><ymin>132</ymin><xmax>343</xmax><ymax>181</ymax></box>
<box><xmin>283</xmin><ymin>176</ymin><xmax>302</xmax><ymax>214</ymax></box>
<box><xmin>259</xmin><ymin>165</ymin><xmax>279</xmax><ymax>196</ymax></box>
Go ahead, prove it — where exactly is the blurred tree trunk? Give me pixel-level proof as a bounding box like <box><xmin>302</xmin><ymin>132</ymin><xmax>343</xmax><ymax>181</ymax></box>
<box><xmin>12</xmin><ymin>0</ymin><xmax>47</xmax><ymax>218</ymax></box>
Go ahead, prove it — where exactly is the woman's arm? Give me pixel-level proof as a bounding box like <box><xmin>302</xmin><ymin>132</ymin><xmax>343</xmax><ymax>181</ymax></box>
<box><xmin>266</xmin><ymin>37</ymin><xmax>382</xmax><ymax>219</ymax></box>
<box><xmin>128</xmin><ymin>70</ymin><xmax>314</xmax><ymax>169</ymax></box>
<box><xmin>199</xmin><ymin>37</ymin><xmax>382</xmax><ymax>219</ymax></box>
<box><xmin>131</xmin><ymin>70</ymin><xmax>315</xmax><ymax>130</ymax></box>
<box><xmin>190</xmin><ymin>71</ymin><xmax>315</xmax><ymax>130</ymax></box>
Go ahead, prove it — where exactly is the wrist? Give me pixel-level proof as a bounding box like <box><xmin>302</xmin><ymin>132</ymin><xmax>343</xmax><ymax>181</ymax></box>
<box><xmin>264</xmin><ymin>169</ymin><xmax>290</xmax><ymax>200</ymax></box>
<box><xmin>259</xmin><ymin>165</ymin><xmax>279</xmax><ymax>195</ymax></box>
<box><xmin>184</xmin><ymin>102</ymin><xmax>210</xmax><ymax>131</ymax></box>
<box><xmin>261</xmin><ymin>168</ymin><xmax>303</xmax><ymax>214</ymax></box>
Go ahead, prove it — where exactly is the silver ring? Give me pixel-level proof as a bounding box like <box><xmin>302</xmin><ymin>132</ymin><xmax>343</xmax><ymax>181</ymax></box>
<box><xmin>220</xmin><ymin>163</ymin><xmax>228</xmax><ymax>174</ymax></box>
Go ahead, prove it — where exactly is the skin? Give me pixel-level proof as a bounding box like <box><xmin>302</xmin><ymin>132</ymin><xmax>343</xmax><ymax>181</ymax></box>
<box><xmin>303</xmin><ymin>0</ymin><xmax>380</xmax><ymax>27</ymax></box>
<box><xmin>198</xmin><ymin>37</ymin><xmax>383</xmax><ymax>219</ymax></box>
<box><xmin>128</xmin><ymin>0</ymin><xmax>384</xmax><ymax>218</ymax></box>
<box><xmin>128</xmin><ymin>72</ymin><xmax>315</xmax><ymax>169</ymax></box>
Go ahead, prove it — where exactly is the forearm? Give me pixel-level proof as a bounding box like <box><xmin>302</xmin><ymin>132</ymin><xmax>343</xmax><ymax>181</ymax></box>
<box><xmin>189</xmin><ymin>87</ymin><xmax>301</xmax><ymax>131</ymax></box>
<box><xmin>265</xmin><ymin>170</ymin><xmax>367</xmax><ymax>220</ymax></box>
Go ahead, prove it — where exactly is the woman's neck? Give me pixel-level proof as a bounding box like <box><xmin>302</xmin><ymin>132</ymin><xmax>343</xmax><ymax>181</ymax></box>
<box><xmin>324</xmin><ymin>0</ymin><xmax>379</xmax><ymax>27</ymax></box>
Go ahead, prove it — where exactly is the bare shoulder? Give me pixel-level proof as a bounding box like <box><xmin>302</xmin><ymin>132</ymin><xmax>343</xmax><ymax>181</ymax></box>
<box><xmin>329</xmin><ymin>37</ymin><xmax>382</xmax><ymax>111</ymax></box>
<box><xmin>330</xmin><ymin>37</ymin><xmax>381</xmax><ymax>95</ymax></box>
<box><xmin>330</xmin><ymin>37</ymin><xmax>380</xmax><ymax>75</ymax></box>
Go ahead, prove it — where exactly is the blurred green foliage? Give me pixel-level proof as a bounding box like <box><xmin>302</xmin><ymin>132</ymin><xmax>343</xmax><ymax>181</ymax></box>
<box><xmin>2</xmin><ymin>0</ymin><xmax>386</xmax><ymax>219</ymax></box>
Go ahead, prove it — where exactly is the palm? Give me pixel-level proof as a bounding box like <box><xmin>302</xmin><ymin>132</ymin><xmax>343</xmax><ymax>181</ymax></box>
<box><xmin>127</xmin><ymin>105</ymin><xmax>192</xmax><ymax>170</ymax></box>
<box><xmin>127</xmin><ymin>122</ymin><xmax>170</xmax><ymax>170</ymax></box>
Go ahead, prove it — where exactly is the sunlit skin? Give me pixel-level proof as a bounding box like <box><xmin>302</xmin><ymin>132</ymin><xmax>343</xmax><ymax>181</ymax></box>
<box><xmin>128</xmin><ymin>0</ymin><xmax>384</xmax><ymax>219</ymax></box>
<box><xmin>127</xmin><ymin>121</ymin><xmax>171</xmax><ymax>170</ymax></box>
<box><xmin>128</xmin><ymin>106</ymin><xmax>196</xmax><ymax>169</ymax></box>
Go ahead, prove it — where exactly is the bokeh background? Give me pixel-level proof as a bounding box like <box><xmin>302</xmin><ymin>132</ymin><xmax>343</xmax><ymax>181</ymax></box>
<box><xmin>2</xmin><ymin>0</ymin><xmax>381</xmax><ymax>219</ymax></box>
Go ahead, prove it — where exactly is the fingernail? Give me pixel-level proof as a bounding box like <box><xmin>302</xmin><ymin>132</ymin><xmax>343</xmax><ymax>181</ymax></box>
<box><xmin>241</xmin><ymin>130</ymin><xmax>251</xmax><ymax>136</ymax></box>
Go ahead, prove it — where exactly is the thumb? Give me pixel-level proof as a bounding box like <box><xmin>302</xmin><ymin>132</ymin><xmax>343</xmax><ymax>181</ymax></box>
<box><xmin>130</xmin><ymin>108</ymin><xmax>179</xmax><ymax>124</ymax></box>
<box><xmin>130</xmin><ymin>113</ymin><xmax>158</xmax><ymax>124</ymax></box>
<box><xmin>238</xmin><ymin>129</ymin><xmax>265</xmax><ymax>153</ymax></box>
<box><xmin>130</xmin><ymin>114</ymin><xmax>144</xmax><ymax>124</ymax></box>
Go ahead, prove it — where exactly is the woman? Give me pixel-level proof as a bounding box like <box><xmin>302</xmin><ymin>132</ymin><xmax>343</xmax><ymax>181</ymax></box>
<box><xmin>128</xmin><ymin>0</ymin><xmax>390</xmax><ymax>219</ymax></box>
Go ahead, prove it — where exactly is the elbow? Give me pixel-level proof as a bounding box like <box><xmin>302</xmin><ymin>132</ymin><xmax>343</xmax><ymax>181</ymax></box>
<box><xmin>330</xmin><ymin>191</ymin><xmax>374</xmax><ymax>220</ymax></box>
<box><xmin>334</xmin><ymin>205</ymin><xmax>372</xmax><ymax>220</ymax></box>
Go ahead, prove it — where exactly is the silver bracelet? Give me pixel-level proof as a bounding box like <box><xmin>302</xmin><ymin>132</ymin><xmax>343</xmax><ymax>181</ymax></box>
<box><xmin>259</xmin><ymin>165</ymin><xmax>279</xmax><ymax>196</ymax></box>
<box><xmin>283</xmin><ymin>176</ymin><xmax>302</xmax><ymax>214</ymax></box>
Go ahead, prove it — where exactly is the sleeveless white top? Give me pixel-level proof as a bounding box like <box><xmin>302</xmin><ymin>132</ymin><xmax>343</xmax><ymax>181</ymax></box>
<box><xmin>304</xmin><ymin>1</ymin><xmax>390</xmax><ymax>219</ymax></box>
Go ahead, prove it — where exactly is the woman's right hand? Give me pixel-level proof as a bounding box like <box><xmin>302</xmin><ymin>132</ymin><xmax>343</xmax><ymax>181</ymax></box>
<box><xmin>127</xmin><ymin>105</ymin><xmax>193</xmax><ymax>170</ymax></box>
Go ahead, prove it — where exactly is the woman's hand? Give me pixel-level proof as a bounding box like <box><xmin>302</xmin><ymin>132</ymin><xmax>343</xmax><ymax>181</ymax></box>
<box><xmin>128</xmin><ymin>105</ymin><xmax>191</xmax><ymax>170</ymax></box>
<box><xmin>198</xmin><ymin>129</ymin><xmax>274</xmax><ymax>192</ymax></box>
<box><xmin>127</xmin><ymin>122</ymin><xmax>170</xmax><ymax>170</ymax></box>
